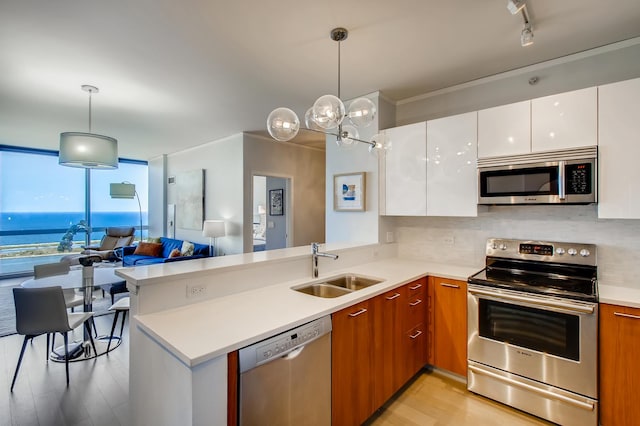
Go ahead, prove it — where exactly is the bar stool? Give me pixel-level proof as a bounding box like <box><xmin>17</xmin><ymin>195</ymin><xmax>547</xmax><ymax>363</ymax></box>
<box><xmin>106</xmin><ymin>297</ymin><xmax>130</xmax><ymax>353</ymax></box>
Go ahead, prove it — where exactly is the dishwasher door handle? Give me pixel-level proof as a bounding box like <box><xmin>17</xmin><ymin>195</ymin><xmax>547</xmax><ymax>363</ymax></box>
<box><xmin>284</xmin><ymin>346</ymin><xmax>305</xmax><ymax>360</ymax></box>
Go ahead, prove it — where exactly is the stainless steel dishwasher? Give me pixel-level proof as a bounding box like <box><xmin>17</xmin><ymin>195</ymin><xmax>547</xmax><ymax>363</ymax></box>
<box><xmin>238</xmin><ymin>316</ymin><xmax>332</xmax><ymax>426</ymax></box>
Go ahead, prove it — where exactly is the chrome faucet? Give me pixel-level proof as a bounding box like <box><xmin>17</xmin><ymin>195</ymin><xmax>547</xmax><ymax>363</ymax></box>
<box><xmin>311</xmin><ymin>242</ymin><xmax>339</xmax><ymax>278</ymax></box>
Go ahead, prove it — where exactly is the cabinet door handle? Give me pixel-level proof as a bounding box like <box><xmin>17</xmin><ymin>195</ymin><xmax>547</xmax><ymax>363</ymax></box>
<box><xmin>409</xmin><ymin>330</ymin><xmax>423</xmax><ymax>339</ymax></box>
<box><xmin>440</xmin><ymin>283</ymin><xmax>460</xmax><ymax>289</ymax></box>
<box><xmin>348</xmin><ymin>308</ymin><xmax>367</xmax><ymax>317</ymax></box>
<box><xmin>409</xmin><ymin>298</ymin><xmax>422</xmax><ymax>307</ymax></box>
<box><xmin>385</xmin><ymin>293</ymin><xmax>401</xmax><ymax>300</ymax></box>
<box><xmin>409</xmin><ymin>283</ymin><xmax>422</xmax><ymax>290</ymax></box>
<box><xmin>614</xmin><ymin>312</ymin><xmax>640</xmax><ymax>320</ymax></box>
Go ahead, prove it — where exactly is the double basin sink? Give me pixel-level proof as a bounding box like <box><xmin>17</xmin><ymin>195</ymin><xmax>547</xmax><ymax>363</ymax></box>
<box><xmin>293</xmin><ymin>274</ymin><xmax>383</xmax><ymax>298</ymax></box>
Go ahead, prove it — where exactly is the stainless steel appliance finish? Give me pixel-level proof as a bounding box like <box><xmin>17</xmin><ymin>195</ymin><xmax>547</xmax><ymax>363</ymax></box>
<box><xmin>238</xmin><ymin>316</ymin><xmax>331</xmax><ymax>426</ymax></box>
<box><xmin>477</xmin><ymin>146</ymin><xmax>597</xmax><ymax>205</ymax></box>
<box><xmin>467</xmin><ymin>238</ymin><xmax>598</xmax><ymax>426</ymax></box>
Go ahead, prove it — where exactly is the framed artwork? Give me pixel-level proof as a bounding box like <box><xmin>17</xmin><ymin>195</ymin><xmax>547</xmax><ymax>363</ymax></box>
<box><xmin>176</xmin><ymin>169</ymin><xmax>205</xmax><ymax>230</ymax></box>
<box><xmin>334</xmin><ymin>172</ymin><xmax>366</xmax><ymax>211</ymax></box>
<box><xmin>269</xmin><ymin>189</ymin><xmax>284</xmax><ymax>216</ymax></box>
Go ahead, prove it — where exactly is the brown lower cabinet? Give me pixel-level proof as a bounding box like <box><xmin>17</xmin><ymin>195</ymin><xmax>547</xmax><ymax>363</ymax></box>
<box><xmin>429</xmin><ymin>276</ymin><xmax>467</xmax><ymax>377</ymax></box>
<box><xmin>599</xmin><ymin>303</ymin><xmax>640</xmax><ymax>426</ymax></box>
<box><xmin>332</xmin><ymin>278</ymin><xmax>428</xmax><ymax>426</ymax></box>
<box><xmin>332</xmin><ymin>300</ymin><xmax>374</xmax><ymax>426</ymax></box>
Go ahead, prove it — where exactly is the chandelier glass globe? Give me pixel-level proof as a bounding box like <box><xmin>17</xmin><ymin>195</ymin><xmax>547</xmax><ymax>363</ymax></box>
<box><xmin>267</xmin><ymin>107</ymin><xmax>300</xmax><ymax>142</ymax></box>
<box><xmin>304</xmin><ymin>107</ymin><xmax>324</xmax><ymax>131</ymax></box>
<box><xmin>312</xmin><ymin>95</ymin><xmax>345</xmax><ymax>130</ymax></box>
<box><xmin>335</xmin><ymin>124</ymin><xmax>359</xmax><ymax>148</ymax></box>
<box><xmin>347</xmin><ymin>97</ymin><xmax>377</xmax><ymax>128</ymax></box>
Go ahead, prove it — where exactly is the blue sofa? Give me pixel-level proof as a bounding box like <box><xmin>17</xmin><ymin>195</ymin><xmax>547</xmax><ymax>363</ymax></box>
<box><xmin>120</xmin><ymin>237</ymin><xmax>210</xmax><ymax>267</ymax></box>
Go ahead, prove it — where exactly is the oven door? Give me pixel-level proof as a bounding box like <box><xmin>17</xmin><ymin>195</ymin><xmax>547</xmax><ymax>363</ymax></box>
<box><xmin>467</xmin><ymin>284</ymin><xmax>598</xmax><ymax>399</ymax></box>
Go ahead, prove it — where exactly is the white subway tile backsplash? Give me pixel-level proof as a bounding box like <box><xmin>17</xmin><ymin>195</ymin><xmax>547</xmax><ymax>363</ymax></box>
<box><xmin>393</xmin><ymin>204</ymin><xmax>640</xmax><ymax>290</ymax></box>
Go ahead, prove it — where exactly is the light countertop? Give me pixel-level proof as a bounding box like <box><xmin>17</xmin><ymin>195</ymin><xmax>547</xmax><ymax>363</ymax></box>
<box><xmin>599</xmin><ymin>285</ymin><xmax>640</xmax><ymax>309</ymax></box>
<box><xmin>132</xmin><ymin>254</ymin><xmax>640</xmax><ymax>368</ymax></box>
<box><xmin>134</xmin><ymin>258</ymin><xmax>477</xmax><ymax>368</ymax></box>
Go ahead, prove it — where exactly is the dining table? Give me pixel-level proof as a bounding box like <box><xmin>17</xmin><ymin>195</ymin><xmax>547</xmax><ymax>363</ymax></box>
<box><xmin>20</xmin><ymin>263</ymin><xmax>127</xmax><ymax>360</ymax></box>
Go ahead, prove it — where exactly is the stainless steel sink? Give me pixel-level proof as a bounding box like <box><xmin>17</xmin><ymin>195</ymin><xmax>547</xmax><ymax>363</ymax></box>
<box><xmin>324</xmin><ymin>275</ymin><xmax>382</xmax><ymax>291</ymax></box>
<box><xmin>292</xmin><ymin>274</ymin><xmax>383</xmax><ymax>298</ymax></box>
<box><xmin>294</xmin><ymin>283</ymin><xmax>352</xmax><ymax>298</ymax></box>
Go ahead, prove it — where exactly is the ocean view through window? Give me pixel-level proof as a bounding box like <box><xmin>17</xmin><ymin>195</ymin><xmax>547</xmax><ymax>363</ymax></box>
<box><xmin>0</xmin><ymin>145</ymin><xmax>148</xmax><ymax>276</ymax></box>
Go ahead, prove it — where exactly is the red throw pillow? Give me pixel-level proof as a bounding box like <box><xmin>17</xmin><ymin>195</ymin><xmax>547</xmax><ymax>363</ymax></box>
<box><xmin>133</xmin><ymin>242</ymin><xmax>163</xmax><ymax>257</ymax></box>
<box><xmin>169</xmin><ymin>248</ymin><xmax>181</xmax><ymax>258</ymax></box>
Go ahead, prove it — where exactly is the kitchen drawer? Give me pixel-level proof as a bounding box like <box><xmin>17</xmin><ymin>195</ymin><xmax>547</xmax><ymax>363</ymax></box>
<box><xmin>407</xmin><ymin>277</ymin><xmax>426</xmax><ymax>299</ymax></box>
<box><xmin>406</xmin><ymin>295</ymin><xmax>426</xmax><ymax>329</ymax></box>
<box><xmin>405</xmin><ymin>323</ymin><xmax>428</xmax><ymax>377</ymax></box>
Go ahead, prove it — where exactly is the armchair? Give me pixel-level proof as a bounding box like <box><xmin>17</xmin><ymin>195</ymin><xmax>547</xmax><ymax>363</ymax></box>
<box><xmin>82</xmin><ymin>226</ymin><xmax>135</xmax><ymax>261</ymax></box>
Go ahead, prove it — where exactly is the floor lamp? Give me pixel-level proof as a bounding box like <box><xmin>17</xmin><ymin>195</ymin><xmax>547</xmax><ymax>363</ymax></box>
<box><xmin>202</xmin><ymin>220</ymin><xmax>225</xmax><ymax>257</ymax></box>
<box><xmin>110</xmin><ymin>182</ymin><xmax>143</xmax><ymax>242</ymax></box>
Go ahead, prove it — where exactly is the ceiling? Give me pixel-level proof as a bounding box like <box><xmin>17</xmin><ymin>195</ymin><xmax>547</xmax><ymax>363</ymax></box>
<box><xmin>1</xmin><ymin>0</ymin><xmax>639</xmax><ymax>160</ymax></box>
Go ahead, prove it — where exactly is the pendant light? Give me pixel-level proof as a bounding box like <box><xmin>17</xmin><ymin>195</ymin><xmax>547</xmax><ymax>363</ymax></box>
<box><xmin>59</xmin><ymin>85</ymin><xmax>118</xmax><ymax>169</ymax></box>
<box><xmin>267</xmin><ymin>28</ymin><xmax>386</xmax><ymax>153</ymax></box>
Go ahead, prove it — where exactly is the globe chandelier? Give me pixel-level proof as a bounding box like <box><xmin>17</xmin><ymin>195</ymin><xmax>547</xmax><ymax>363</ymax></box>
<box><xmin>267</xmin><ymin>27</ymin><xmax>385</xmax><ymax>152</ymax></box>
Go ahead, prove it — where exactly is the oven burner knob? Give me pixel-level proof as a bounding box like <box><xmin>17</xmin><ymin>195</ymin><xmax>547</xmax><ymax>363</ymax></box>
<box><xmin>499</xmin><ymin>243</ymin><xmax>507</xmax><ymax>250</ymax></box>
<box><xmin>567</xmin><ymin>248</ymin><xmax>578</xmax><ymax>256</ymax></box>
<box><xmin>491</xmin><ymin>242</ymin><xmax>498</xmax><ymax>249</ymax></box>
<box><xmin>580</xmin><ymin>249</ymin><xmax>591</xmax><ymax>257</ymax></box>
<box><xmin>556</xmin><ymin>248</ymin><xmax>565</xmax><ymax>255</ymax></box>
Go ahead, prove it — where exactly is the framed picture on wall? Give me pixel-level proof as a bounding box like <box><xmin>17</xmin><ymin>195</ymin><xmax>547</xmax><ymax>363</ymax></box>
<box><xmin>334</xmin><ymin>172</ymin><xmax>366</xmax><ymax>211</ymax></box>
<box><xmin>269</xmin><ymin>189</ymin><xmax>284</xmax><ymax>216</ymax></box>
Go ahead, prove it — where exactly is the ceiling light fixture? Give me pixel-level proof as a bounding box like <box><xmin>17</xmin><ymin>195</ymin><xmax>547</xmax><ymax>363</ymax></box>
<box><xmin>59</xmin><ymin>85</ymin><xmax>118</xmax><ymax>169</ymax></box>
<box><xmin>521</xmin><ymin>22</ymin><xmax>534</xmax><ymax>47</ymax></box>
<box><xmin>507</xmin><ymin>0</ymin><xmax>534</xmax><ymax>47</ymax></box>
<box><xmin>507</xmin><ymin>0</ymin><xmax>526</xmax><ymax>15</ymax></box>
<box><xmin>266</xmin><ymin>27</ymin><xmax>385</xmax><ymax>152</ymax></box>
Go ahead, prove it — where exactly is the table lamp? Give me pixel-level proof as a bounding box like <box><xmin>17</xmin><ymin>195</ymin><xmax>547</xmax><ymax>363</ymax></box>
<box><xmin>202</xmin><ymin>220</ymin><xmax>226</xmax><ymax>256</ymax></box>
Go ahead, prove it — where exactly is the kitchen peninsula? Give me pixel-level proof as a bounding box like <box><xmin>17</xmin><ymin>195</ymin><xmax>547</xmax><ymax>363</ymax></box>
<box><xmin>116</xmin><ymin>242</ymin><xmax>640</xmax><ymax>426</ymax></box>
<box><xmin>116</xmin><ymin>243</ymin><xmax>478</xmax><ymax>425</ymax></box>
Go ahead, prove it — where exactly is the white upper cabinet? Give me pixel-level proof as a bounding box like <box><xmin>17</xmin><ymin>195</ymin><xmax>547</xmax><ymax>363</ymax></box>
<box><xmin>478</xmin><ymin>101</ymin><xmax>530</xmax><ymax>158</ymax></box>
<box><xmin>381</xmin><ymin>122</ymin><xmax>427</xmax><ymax>216</ymax></box>
<box><xmin>426</xmin><ymin>112</ymin><xmax>478</xmax><ymax>217</ymax></box>
<box><xmin>598</xmin><ymin>78</ymin><xmax>640</xmax><ymax>219</ymax></box>
<box><xmin>531</xmin><ymin>87</ymin><xmax>597</xmax><ymax>152</ymax></box>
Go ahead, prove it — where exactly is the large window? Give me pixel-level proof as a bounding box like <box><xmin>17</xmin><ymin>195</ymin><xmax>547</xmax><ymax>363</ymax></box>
<box><xmin>0</xmin><ymin>145</ymin><xmax>148</xmax><ymax>276</ymax></box>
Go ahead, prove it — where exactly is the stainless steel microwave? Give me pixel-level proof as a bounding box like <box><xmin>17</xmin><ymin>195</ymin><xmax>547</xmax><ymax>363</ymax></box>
<box><xmin>477</xmin><ymin>147</ymin><xmax>597</xmax><ymax>205</ymax></box>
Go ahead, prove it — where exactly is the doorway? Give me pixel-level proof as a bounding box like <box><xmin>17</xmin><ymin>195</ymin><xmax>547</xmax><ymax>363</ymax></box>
<box><xmin>252</xmin><ymin>175</ymin><xmax>291</xmax><ymax>252</ymax></box>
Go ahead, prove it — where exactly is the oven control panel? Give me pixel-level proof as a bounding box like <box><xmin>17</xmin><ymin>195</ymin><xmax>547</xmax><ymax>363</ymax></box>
<box><xmin>519</xmin><ymin>243</ymin><xmax>553</xmax><ymax>256</ymax></box>
<box><xmin>486</xmin><ymin>238</ymin><xmax>596</xmax><ymax>266</ymax></box>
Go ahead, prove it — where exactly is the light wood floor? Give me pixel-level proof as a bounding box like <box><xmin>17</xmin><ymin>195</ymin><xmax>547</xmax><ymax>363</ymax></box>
<box><xmin>0</xmin><ymin>313</ymin><xmax>130</xmax><ymax>426</ymax></box>
<box><xmin>368</xmin><ymin>370</ymin><xmax>553</xmax><ymax>426</ymax></box>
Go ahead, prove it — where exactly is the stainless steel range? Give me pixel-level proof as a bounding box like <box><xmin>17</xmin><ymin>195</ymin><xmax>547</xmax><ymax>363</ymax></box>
<box><xmin>467</xmin><ymin>238</ymin><xmax>598</xmax><ymax>426</ymax></box>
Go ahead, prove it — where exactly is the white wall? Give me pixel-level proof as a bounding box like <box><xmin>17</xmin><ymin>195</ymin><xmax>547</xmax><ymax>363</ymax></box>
<box><xmin>166</xmin><ymin>134</ymin><xmax>245</xmax><ymax>255</ymax></box>
<box><xmin>243</xmin><ymin>133</ymin><xmax>325</xmax><ymax>252</ymax></box>
<box><xmin>325</xmin><ymin>92</ymin><xmax>395</xmax><ymax>245</ymax></box>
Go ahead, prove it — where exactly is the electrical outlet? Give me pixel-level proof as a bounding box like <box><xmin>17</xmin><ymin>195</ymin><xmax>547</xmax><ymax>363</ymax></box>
<box><xmin>187</xmin><ymin>284</ymin><xmax>206</xmax><ymax>298</ymax></box>
<box><xmin>386</xmin><ymin>231</ymin><xmax>394</xmax><ymax>243</ymax></box>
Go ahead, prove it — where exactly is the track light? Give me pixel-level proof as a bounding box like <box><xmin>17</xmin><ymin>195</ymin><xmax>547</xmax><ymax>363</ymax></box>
<box><xmin>521</xmin><ymin>23</ymin><xmax>534</xmax><ymax>47</ymax></box>
<box><xmin>507</xmin><ymin>0</ymin><xmax>526</xmax><ymax>15</ymax></box>
<box><xmin>508</xmin><ymin>0</ymin><xmax>534</xmax><ymax>47</ymax></box>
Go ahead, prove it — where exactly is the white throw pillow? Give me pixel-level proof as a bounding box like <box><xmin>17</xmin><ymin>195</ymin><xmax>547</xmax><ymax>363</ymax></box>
<box><xmin>180</xmin><ymin>241</ymin><xmax>195</xmax><ymax>256</ymax></box>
